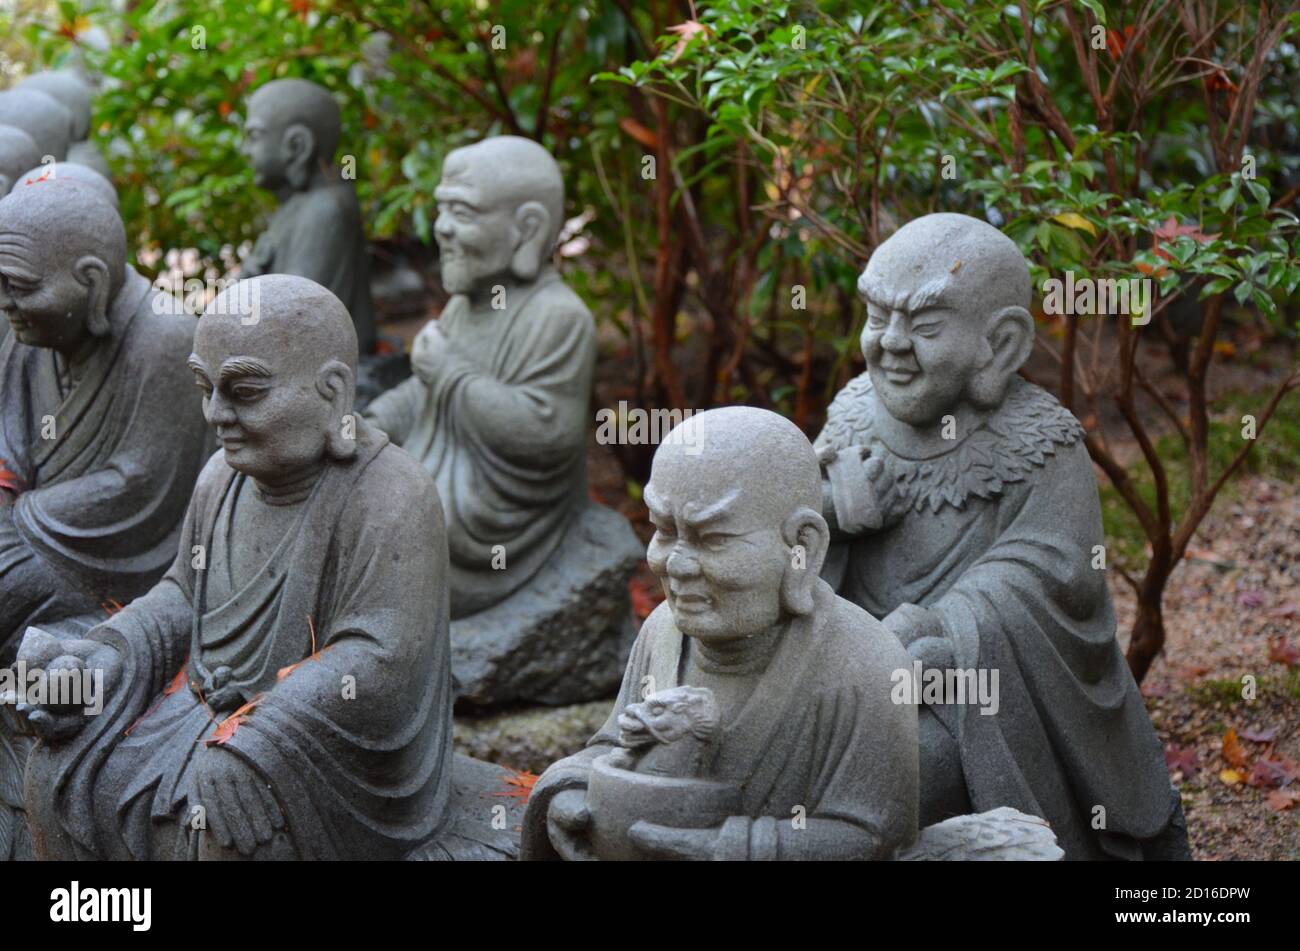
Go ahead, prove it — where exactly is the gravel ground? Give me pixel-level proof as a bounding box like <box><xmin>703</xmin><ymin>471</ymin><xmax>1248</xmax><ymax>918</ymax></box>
<box><xmin>1116</xmin><ymin>475</ymin><xmax>1300</xmax><ymax>861</ymax></box>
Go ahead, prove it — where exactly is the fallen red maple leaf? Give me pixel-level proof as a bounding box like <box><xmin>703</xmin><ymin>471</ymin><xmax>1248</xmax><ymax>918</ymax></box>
<box><xmin>1240</xmin><ymin>726</ymin><xmax>1279</xmax><ymax>744</ymax></box>
<box><xmin>101</xmin><ymin>598</ymin><xmax>125</xmax><ymax>617</ymax></box>
<box><xmin>1265</xmin><ymin>789</ymin><xmax>1300</xmax><ymax>812</ymax></box>
<box><xmin>0</xmin><ymin>460</ymin><xmax>23</xmax><ymax>496</ymax></box>
<box><xmin>1246</xmin><ymin>757</ymin><xmax>1300</xmax><ymax>789</ymax></box>
<box><xmin>1268</xmin><ymin>637</ymin><xmax>1300</xmax><ymax>669</ymax></box>
<box><xmin>277</xmin><ymin>613</ymin><xmax>334</xmax><ymax>681</ymax></box>
<box><xmin>488</xmin><ymin>767</ymin><xmax>539</xmax><ymax>803</ymax></box>
<box><xmin>1222</xmin><ymin>728</ymin><xmax>1249</xmax><ymax>769</ymax></box>
<box><xmin>204</xmin><ymin>695</ymin><xmax>264</xmax><ymax>746</ymax></box>
<box><xmin>1164</xmin><ymin>744</ymin><xmax>1200</xmax><ymax>778</ymax></box>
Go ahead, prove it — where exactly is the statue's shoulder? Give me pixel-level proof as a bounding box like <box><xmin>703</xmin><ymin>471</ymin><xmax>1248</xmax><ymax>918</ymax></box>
<box><xmin>818</xmin><ymin>586</ymin><xmax>910</xmax><ymax>686</ymax></box>
<box><xmin>815</xmin><ymin>371</ymin><xmax>875</xmax><ymax>451</ymax></box>
<box><xmin>528</xmin><ymin>274</ymin><xmax>595</xmax><ymax>329</ymax></box>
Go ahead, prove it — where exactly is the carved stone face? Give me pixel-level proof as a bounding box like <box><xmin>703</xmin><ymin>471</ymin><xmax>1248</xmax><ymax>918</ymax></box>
<box><xmin>860</xmin><ymin>287</ymin><xmax>986</xmax><ymax>428</ymax></box>
<box><xmin>433</xmin><ymin>159</ymin><xmax>519</xmax><ymax>296</ymax></box>
<box><xmin>644</xmin><ymin>471</ymin><xmax>790</xmax><ymax>644</ymax></box>
<box><xmin>0</xmin><ymin>236</ymin><xmax>93</xmax><ymax>352</ymax></box>
<box><xmin>241</xmin><ymin>107</ymin><xmax>288</xmax><ymax>191</ymax></box>
<box><xmin>189</xmin><ymin>315</ymin><xmax>334</xmax><ymax>483</ymax></box>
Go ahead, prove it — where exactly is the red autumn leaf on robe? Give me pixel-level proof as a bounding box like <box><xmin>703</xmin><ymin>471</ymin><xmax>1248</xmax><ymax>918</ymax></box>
<box><xmin>277</xmin><ymin>613</ymin><xmax>334</xmax><ymax>681</ymax></box>
<box><xmin>0</xmin><ymin>460</ymin><xmax>23</xmax><ymax>496</ymax></box>
<box><xmin>204</xmin><ymin>695</ymin><xmax>264</xmax><ymax>746</ymax></box>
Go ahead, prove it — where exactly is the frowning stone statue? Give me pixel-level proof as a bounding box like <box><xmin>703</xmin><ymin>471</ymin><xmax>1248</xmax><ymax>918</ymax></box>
<box><xmin>521</xmin><ymin>406</ymin><xmax>919</xmax><ymax>861</ymax></box>
<box><xmin>814</xmin><ymin>212</ymin><xmax>1190</xmax><ymax>860</ymax></box>
<box><xmin>17</xmin><ymin>70</ymin><xmax>110</xmax><ymax>178</ymax></box>
<box><xmin>0</xmin><ymin>178</ymin><xmax>210</xmax><ymax>860</ymax></box>
<box><xmin>0</xmin><ymin>126</ymin><xmax>40</xmax><ymax>197</ymax></box>
<box><xmin>239</xmin><ymin>79</ymin><xmax>375</xmax><ymax>356</ymax></box>
<box><xmin>17</xmin><ymin>275</ymin><xmax>517</xmax><ymax>861</ymax></box>
<box><xmin>365</xmin><ymin>135</ymin><xmax>642</xmax><ymax>707</ymax></box>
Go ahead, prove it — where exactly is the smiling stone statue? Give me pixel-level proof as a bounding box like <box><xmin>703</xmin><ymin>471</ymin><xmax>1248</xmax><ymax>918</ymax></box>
<box><xmin>521</xmin><ymin>406</ymin><xmax>918</xmax><ymax>861</ymax></box>
<box><xmin>815</xmin><ymin>212</ymin><xmax>1189</xmax><ymax>860</ymax></box>
<box><xmin>365</xmin><ymin>135</ymin><xmax>642</xmax><ymax>707</ymax></box>
<box><xmin>16</xmin><ymin>275</ymin><xmax>471</xmax><ymax>860</ymax></box>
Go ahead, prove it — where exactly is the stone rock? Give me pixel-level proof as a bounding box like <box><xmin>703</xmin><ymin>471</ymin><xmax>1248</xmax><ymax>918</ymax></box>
<box><xmin>405</xmin><ymin>754</ymin><xmax>525</xmax><ymax>861</ymax></box>
<box><xmin>898</xmin><ymin>806</ymin><xmax>1064</xmax><ymax>861</ymax></box>
<box><xmin>454</xmin><ymin>700</ymin><xmax>614</xmax><ymax>774</ymax></box>
<box><xmin>451</xmin><ymin>502</ymin><xmax>642</xmax><ymax>707</ymax></box>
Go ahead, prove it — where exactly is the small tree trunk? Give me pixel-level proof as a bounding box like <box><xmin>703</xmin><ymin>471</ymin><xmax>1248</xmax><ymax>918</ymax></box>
<box><xmin>1126</xmin><ymin>592</ymin><xmax>1167</xmax><ymax>684</ymax></box>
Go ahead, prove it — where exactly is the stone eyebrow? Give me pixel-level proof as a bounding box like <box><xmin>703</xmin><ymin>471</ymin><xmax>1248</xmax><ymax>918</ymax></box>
<box><xmin>681</xmin><ymin>489</ymin><xmax>741</xmax><ymax>529</ymax></box>
<box><xmin>218</xmin><ymin>358</ymin><xmax>273</xmax><ymax>381</ymax></box>
<box><xmin>858</xmin><ymin>272</ymin><xmax>953</xmax><ymax>314</ymax></box>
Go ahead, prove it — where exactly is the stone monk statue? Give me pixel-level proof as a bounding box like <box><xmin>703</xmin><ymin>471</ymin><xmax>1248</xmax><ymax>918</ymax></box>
<box><xmin>0</xmin><ymin>179</ymin><xmax>209</xmax><ymax>661</ymax></box>
<box><xmin>239</xmin><ymin>79</ymin><xmax>375</xmax><ymax>355</ymax></box>
<box><xmin>0</xmin><ymin>88</ymin><xmax>71</xmax><ymax>163</ymax></box>
<box><xmin>521</xmin><ymin>407</ymin><xmax>919</xmax><ymax>861</ymax></box>
<box><xmin>17</xmin><ymin>70</ymin><xmax>110</xmax><ymax>178</ymax></box>
<box><xmin>365</xmin><ymin>136</ymin><xmax>599</xmax><ymax>619</ymax></box>
<box><xmin>17</xmin><ymin>161</ymin><xmax>118</xmax><ymax>208</ymax></box>
<box><xmin>814</xmin><ymin>212</ymin><xmax>1189</xmax><ymax>860</ymax></box>
<box><xmin>17</xmin><ymin>275</ymin><xmax>456</xmax><ymax>860</ymax></box>
<box><xmin>0</xmin><ymin>126</ymin><xmax>40</xmax><ymax>197</ymax></box>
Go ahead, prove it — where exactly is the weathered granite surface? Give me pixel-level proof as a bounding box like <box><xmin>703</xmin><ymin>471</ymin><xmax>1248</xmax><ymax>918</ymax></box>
<box><xmin>522</xmin><ymin>407</ymin><xmax>920</xmax><ymax>861</ymax></box>
<box><xmin>451</xmin><ymin>502</ymin><xmax>643</xmax><ymax>707</ymax></box>
<box><xmin>0</xmin><ymin>126</ymin><xmax>40</xmax><ymax>197</ymax></box>
<box><xmin>898</xmin><ymin>806</ymin><xmax>1064</xmax><ymax>861</ymax></box>
<box><xmin>0</xmin><ymin>88</ymin><xmax>70</xmax><ymax>162</ymax></box>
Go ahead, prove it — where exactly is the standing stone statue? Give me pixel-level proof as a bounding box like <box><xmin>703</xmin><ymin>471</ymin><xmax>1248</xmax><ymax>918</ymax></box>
<box><xmin>0</xmin><ymin>126</ymin><xmax>40</xmax><ymax>197</ymax></box>
<box><xmin>814</xmin><ymin>212</ymin><xmax>1190</xmax><ymax>860</ymax></box>
<box><xmin>15</xmin><ymin>275</ymin><xmax>476</xmax><ymax>860</ymax></box>
<box><xmin>0</xmin><ymin>178</ymin><xmax>211</xmax><ymax>859</ymax></box>
<box><xmin>0</xmin><ymin>88</ymin><xmax>71</xmax><ymax>163</ymax></box>
<box><xmin>239</xmin><ymin>79</ymin><xmax>375</xmax><ymax>356</ymax></box>
<box><xmin>17</xmin><ymin>70</ymin><xmax>110</xmax><ymax>178</ymax></box>
<box><xmin>521</xmin><ymin>407</ymin><xmax>919</xmax><ymax>861</ymax></box>
<box><xmin>365</xmin><ymin>135</ymin><xmax>642</xmax><ymax>707</ymax></box>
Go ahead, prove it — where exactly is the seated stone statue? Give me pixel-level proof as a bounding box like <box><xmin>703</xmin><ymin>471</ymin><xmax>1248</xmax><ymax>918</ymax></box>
<box><xmin>365</xmin><ymin>135</ymin><xmax>642</xmax><ymax>707</ymax></box>
<box><xmin>17</xmin><ymin>275</ymin><xmax>457</xmax><ymax>860</ymax></box>
<box><xmin>17</xmin><ymin>161</ymin><xmax>117</xmax><ymax>208</ymax></box>
<box><xmin>0</xmin><ymin>178</ymin><xmax>210</xmax><ymax>860</ymax></box>
<box><xmin>17</xmin><ymin>70</ymin><xmax>110</xmax><ymax>178</ymax></box>
<box><xmin>239</xmin><ymin>79</ymin><xmax>375</xmax><ymax>356</ymax></box>
<box><xmin>0</xmin><ymin>88</ymin><xmax>71</xmax><ymax>162</ymax></box>
<box><xmin>814</xmin><ymin>212</ymin><xmax>1189</xmax><ymax>860</ymax></box>
<box><xmin>521</xmin><ymin>406</ymin><xmax>919</xmax><ymax>861</ymax></box>
<box><xmin>0</xmin><ymin>179</ymin><xmax>209</xmax><ymax>662</ymax></box>
<box><xmin>0</xmin><ymin>125</ymin><xmax>40</xmax><ymax>197</ymax></box>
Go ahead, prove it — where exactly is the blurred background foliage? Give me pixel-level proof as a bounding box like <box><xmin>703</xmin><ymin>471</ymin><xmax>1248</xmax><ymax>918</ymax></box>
<box><xmin>3</xmin><ymin>0</ymin><xmax>1299</xmax><ymax>675</ymax></box>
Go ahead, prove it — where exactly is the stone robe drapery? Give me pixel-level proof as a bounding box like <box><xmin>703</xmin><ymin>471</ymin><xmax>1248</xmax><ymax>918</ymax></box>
<box><xmin>365</xmin><ymin>267</ymin><xmax>595</xmax><ymax>618</ymax></box>
<box><xmin>816</xmin><ymin>374</ymin><xmax>1179</xmax><ymax>860</ymax></box>
<box><xmin>23</xmin><ymin>421</ymin><xmax>454</xmax><ymax>860</ymax></box>
<box><xmin>521</xmin><ymin>581</ymin><xmax>919</xmax><ymax>860</ymax></box>
<box><xmin>241</xmin><ymin>182</ymin><xmax>376</xmax><ymax>354</ymax></box>
<box><xmin>0</xmin><ymin>266</ymin><xmax>210</xmax><ymax>662</ymax></box>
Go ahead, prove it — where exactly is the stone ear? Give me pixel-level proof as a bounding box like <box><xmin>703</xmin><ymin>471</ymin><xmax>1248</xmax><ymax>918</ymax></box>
<box><xmin>283</xmin><ymin>122</ymin><xmax>318</xmax><ymax>191</ymax></box>
<box><xmin>780</xmin><ymin>507</ymin><xmax>830</xmax><ymax>617</ymax></box>
<box><xmin>316</xmin><ymin>359</ymin><xmax>358</xmax><ymax>461</ymax></box>
<box><xmin>74</xmin><ymin>255</ymin><xmax>112</xmax><ymax>337</ymax></box>
<box><xmin>970</xmin><ymin>305</ymin><xmax>1033</xmax><ymax>408</ymax></box>
<box><xmin>510</xmin><ymin>201</ymin><xmax>552</xmax><ymax>281</ymax></box>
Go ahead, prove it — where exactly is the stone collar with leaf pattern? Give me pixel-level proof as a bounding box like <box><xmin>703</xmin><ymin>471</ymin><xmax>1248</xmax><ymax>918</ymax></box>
<box><xmin>814</xmin><ymin>374</ymin><xmax>1084</xmax><ymax>513</ymax></box>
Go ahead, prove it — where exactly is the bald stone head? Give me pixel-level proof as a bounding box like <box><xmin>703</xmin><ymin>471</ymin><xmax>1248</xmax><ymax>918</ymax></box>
<box><xmin>434</xmin><ymin>135</ymin><xmax>565</xmax><ymax>296</ymax></box>
<box><xmin>857</xmin><ymin>212</ymin><xmax>1035</xmax><ymax>427</ymax></box>
<box><xmin>644</xmin><ymin>406</ymin><xmax>829</xmax><ymax>642</ymax></box>
<box><xmin>19</xmin><ymin>161</ymin><xmax>117</xmax><ymax>207</ymax></box>
<box><xmin>0</xmin><ymin>88</ymin><xmax>72</xmax><ymax>162</ymax></box>
<box><xmin>191</xmin><ymin>275</ymin><xmax>358</xmax><ymax>484</ymax></box>
<box><xmin>19</xmin><ymin>70</ymin><xmax>94</xmax><ymax>141</ymax></box>
<box><xmin>0</xmin><ymin>125</ymin><xmax>40</xmax><ymax>196</ymax></box>
<box><xmin>0</xmin><ymin>177</ymin><xmax>126</xmax><ymax>354</ymax></box>
<box><xmin>242</xmin><ymin>79</ymin><xmax>342</xmax><ymax>192</ymax></box>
